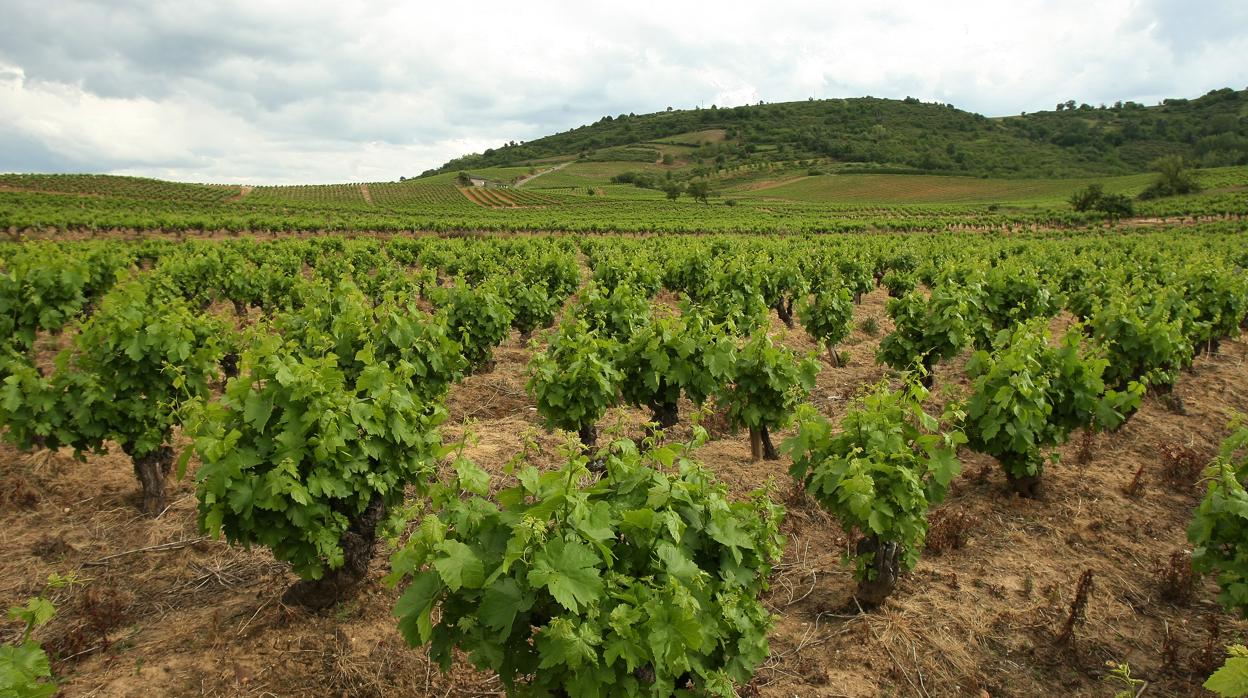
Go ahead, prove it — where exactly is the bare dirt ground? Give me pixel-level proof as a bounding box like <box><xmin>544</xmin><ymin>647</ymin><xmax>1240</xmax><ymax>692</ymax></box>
<box><xmin>1</xmin><ymin>286</ymin><xmax>1246</xmax><ymax>697</ymax></box>
<box><xmin>225</xmin><ymin>186</ymin><xmax>254</xmax><ymax>203</ymax></box>
<box><xmin>514</xmin><ymin>162</ymin><xmax>571</xmax><ymax>189</ymax></box>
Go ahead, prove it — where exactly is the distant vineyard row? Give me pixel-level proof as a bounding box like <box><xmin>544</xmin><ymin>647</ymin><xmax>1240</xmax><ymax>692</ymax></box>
<box><xmin>0</xmin><ymin>170</ymin><xmax>1243</xmax><ymax>235</ymax></box>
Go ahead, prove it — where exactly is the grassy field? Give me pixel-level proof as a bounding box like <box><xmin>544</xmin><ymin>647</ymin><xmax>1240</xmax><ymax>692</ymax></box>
<box><xmin>650</xmin><ymin>128</ymin><xmax>728</xmax><ymax>145</ymax></box>
<box><xmin>519</xmin><ymin>160</ymin><xmax>670</xmax><ymax>189</ymax></box>
<box><xmin>731</xmin><ymin>167</ymin><xmax>1248</xmax><ymax>205</ymax></box>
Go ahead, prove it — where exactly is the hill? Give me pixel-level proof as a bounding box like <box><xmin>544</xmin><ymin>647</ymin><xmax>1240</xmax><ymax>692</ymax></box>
<box><xmin>426</xmin><ymin>87</ymin><xmax>1248</xmax><ymax>180</ymax></box>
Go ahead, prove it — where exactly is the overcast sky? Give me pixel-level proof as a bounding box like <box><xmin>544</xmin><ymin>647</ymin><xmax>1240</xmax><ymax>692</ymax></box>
<box><xmin>1</xmin><ymin>0</ymin><xmax>1244</xmax><ymax>184</ymax></box>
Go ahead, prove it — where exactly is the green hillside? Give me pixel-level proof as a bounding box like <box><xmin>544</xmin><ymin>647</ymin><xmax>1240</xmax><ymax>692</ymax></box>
<box><xmin>2</xmin><ymin>88</ymin><xmax>1245</xmax><ymax>236</ymax></box>
<box><xmin>426</xmin><ymin>87</ymin><xmax>1248</xmax><ymax>180</ymax></box>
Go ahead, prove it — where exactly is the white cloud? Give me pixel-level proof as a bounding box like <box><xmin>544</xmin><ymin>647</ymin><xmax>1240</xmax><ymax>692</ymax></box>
<box><xmin>0</xmin><ymin>0</ymin><xmax>1242</xmax><ymax>183</ymax></box>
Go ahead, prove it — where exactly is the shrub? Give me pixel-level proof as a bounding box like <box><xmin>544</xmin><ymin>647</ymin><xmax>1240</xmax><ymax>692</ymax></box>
<box><xmin>785</xmin><ymin>382</ymin><xmax>963</xmax><ymax>605</ymax></box>
<box><xmin>1139</xmin><ymin>156</ymin><xmax>1202</xmax><ymax>200</ymax></box>
<box><xmin>1</xmin><ymin>597</ymin><xmax>56</xmax><ymax>697</ymax></box>
<box><xmin>390</xmin><ymin>437</ymin><xmax>785</xmax><ymax>697</ymax></box>
<box><xmin>617</xmin><ymin>314</ymin><xmax>734</xmax><ymax>430</ymax></box>
<box><xmin>527</xmin><ymin>319</ymin><xmax>622</xmax><ymax>448</ymax></box>
<box><xmin>799</xmin><ymin>286</ymin><xmax>854</xmax><ymax>366</ymax></box>
<box><xmin>1189</xmin><ymin>419</ymin><xmax>1248</xmax><ymax>617</ymax></box>
<box><xmin>189</xmin><ymin>292</ymin><xmax>458</xmax><ymax>609</ymax></box>
<box><xmin>719</xmin><ymin>331</ymin><xmax>819</xmax><ymax>461</ymax></box>
<box><xmin>964</xmin><ymin>322</ymin><xmax>1140</xmax><ymax>496</ymax></box>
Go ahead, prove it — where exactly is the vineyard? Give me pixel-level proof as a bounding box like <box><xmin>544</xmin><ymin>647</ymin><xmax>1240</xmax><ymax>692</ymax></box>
<box><xmin>459</xmin><ymin>187</ymin><xmax>561</xmax><ymax>209</ymax></box>
<box><xmin>0</xmin><ymin>225</ymin><xmax>1246</xmax><ymax>697</ymax></box>
<box><xmin>0</xmin><ymin>163</ymin><xmax>1245</xmax><ymax>238</ymax></box>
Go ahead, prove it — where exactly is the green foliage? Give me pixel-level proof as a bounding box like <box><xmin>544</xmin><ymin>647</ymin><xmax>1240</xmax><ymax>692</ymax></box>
<box><xmin>1139</xmin><ymin>155</ymin><xmax>1202</xmax><ymax>199</ymax></box>
<box><xmin>521</xmin><ymin>253</ymin><xmax>581</xmax><ymax>302</ymax></box>
<box><xmin>719</xmin><ymin>331</ymin><xmax>819</xmax><ymax>433</ymax></box>
<box><xmin>837</xmin><ymin>258</ymin><xmax>875</xmax><ymax>301</ymax></box>
<box><xmin>1068</xmin><ymin>183</ymin><xmax>1135</xmax><ymax>217</ymax></box>
<box><xmin>682</xmin><ymin>261</ymin><xmax>769</xmax><ymax>336</ymax></box>
<box><xmin>436</xmin><ymin>280</ymin><xmax>515</xmax><ymax>371</ymax></box>
<box><xmin>686</xmin><ymin>180</ymin><xmax>712</xmax><ymax>203</ymax></box>
<box><xmin>494</xmin><ymin>275</ymin><xmax>557</xmax><ymax>335</ymax></box>
<box><xmin>1189</xmin><ymin>419</ymin><xmax>1248</xmax><ymax>617</ymax></box>
<box><xmin>1088</xmin><ymin>294</ymin><xmax>1194</xmax><ymax>390</ymax></box>
<box><xmin>1</xmin><ymin>598</ymin><xmax>56</xmax><ymax>698</ymax></box>
<box><xmin>1184</xmin><ymin>266</ymin><xmax>1248</xmax><ymax>347</ymax></box>
<box><xmin>881</xmin><ymin>271</ymin><xmax>917</xmax><ymax>298</ymax></box>
<box><xmin>0</xmin><ymin>247</ymin><xmax>94</xmax><ymax>351</ymax></box>
<box><xmin>65</xmin><ymin>276</ymin><xmax>229</xmax><ymax>459</ymax></box>
<box><xmin>798</xmin><ymin>286</ymin><xmax>854</xmax><ymax>356</ymax></box>
<box><xmin>757</xmin><ymin>261</ymin><xmax>807</xmax><ymax>319</ymax></box>
<box><xmin>975</xmin><ymin>266</ymin><xmax>1059</xmax><ymax>347</ymax></box>
<box><xmin>1095</xmin><ymin>192</ymin><xmax>1135</xmax><ymax>217</ymax></box>
<box><xmin>0</xmin><ymin>277</ymin><xmax>227</xmax><ymax>460</ymax></box>
<box><xmin>1104</xmin><ymin>661</ymin><xmax>1147</xmax><ymax>698</ymax></box>
<box><xmin>527</xmin><ymin>319</ymin><xmax>622</xmax><ymax>438</ymax></box>
<box><xmin>877</xmin><ymin>285</ymin><xmax>978</xmax><ymax>376</ymax></box>
<box><xmin>426</xmin><ymin>89</ymin><xmax>1248</xmax><ymax>180</ymax></box>
<box><xmin>273</xmin><ymin>280</ymin><xmax>465</xmax><ymax>401</ymax></box>
<box><xmin>590</xmin><ymin>256</ymin><xmax>662</xmax><ymax>297</ymax></box>
<box><xmin>574</xmin><ymin>282</ymin><xmax>652</xmax><ymax>342</ymax></box>
<box><xmin>1068</xmin><ymin>183</ymin><xmax>1105</xmax><ymax>212</ymax></box>
<box><xmin>1206</xmin><ymin>645</ymin><xmax>1248</xmax><ymax>698</ymax></box>
<box><xmin>389</xmin><ymin>436</ymin><xmax>786</xmax><ymax>697</ymax></box>
<box><xmin>189</xmin><ymin>305</ymin><xmax>452</xmax><ymax>579</ymax></box>
<box><xmin>785</xmin><ymin>383</ymin><xmax>963</xmax><ymax>581</ymax></box>
<box><xmin>617</xmin><ymin>315</ymin><xmax>735</xmax><ymax>423</ymax></box>
<box><xmin>964</xmin><ymin>322</ymin><xmax>1140</xmax><ymax>484</ymax></box>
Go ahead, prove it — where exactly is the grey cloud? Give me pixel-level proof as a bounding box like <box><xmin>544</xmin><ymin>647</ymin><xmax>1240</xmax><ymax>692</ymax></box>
<box><xmin>1136</xmin><ymin>0</ymin><xmax>1248</xmax><ymax>50</ymax></box>
<box><xmin>0</xmin><ymin>131</ymin><xmax>88</xmax><ymax>173</ymax></box>
<box><xmin>0</xmin><ymin>0</ymin><xmax>1243</xmax><ymax>184</ymax></box>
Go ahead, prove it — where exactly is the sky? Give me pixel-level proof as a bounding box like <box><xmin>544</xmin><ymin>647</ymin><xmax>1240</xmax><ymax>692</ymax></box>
<box><xmin>0</xmin><ymin>0</ymin><xmax>1244</xmax><ymax>185</ymax></box>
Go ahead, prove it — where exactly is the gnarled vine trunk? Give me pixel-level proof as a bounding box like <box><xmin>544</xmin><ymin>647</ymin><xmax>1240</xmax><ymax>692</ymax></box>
<box><xmin>1005</xmin><ymin>470</ymin><xmax>1042</xmax><ymax>498</ymax></box>
<box><xmin>919</xmin><ymin>358</ymin><xmax>935</xmax><ymax>388</ymax></box>
<box><xmin>855</xmin><ymin>535</ymin><xmax>900</xmax><ymax>607</ymax></box>
<box><xmin>129</xmin><ymin>445</ymin><xmax>174</xmax><ymax>516</ymax></box>
<box><xmin>773</xmin><ymin>300</ymin><xmax>794</xmax><ymax>329</ymax></box>
<box><xmin>826</xmin><ymin>343</ymin><xmax>841</xmax><ymax>367</ymax></box>
<box><xmin>221</xmin><ymin>352</ymin><xmax>240</xmax><ymax>379</ymax></box>
<box><xmin>283</xmin><ymin>495</ymin><xmax>387</xmax><ymax>610</ymax></box>
<box><xmin>578</xmin><ymin>423</ymin><xmax>607</xmax><ymax>471</ymax></box>
<box><xmin>1155</xmin><ymin>382</ymin><xmax>1186</xmax><ymax>415</ymax></box>
<box><xmin>760</xmin><ymin>425</ymin><xmax>779</xmax><ymax>460</ymax></box>
<box><xmin>648</xmin><ymin>401</ymin><xmax>679</xmax><ymax>431</ymax></box>
<box><xmin>577</xmin><ymin>423</ymin><xmax>598</xmax><ymax>449</ymax></box>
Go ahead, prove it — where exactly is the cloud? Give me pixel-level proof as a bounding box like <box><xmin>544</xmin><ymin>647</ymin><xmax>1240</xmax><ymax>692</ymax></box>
<box><xmin>0</xmin><ymin>0</ymin><xmax>1242</xmax><ymax>184</ymax></box>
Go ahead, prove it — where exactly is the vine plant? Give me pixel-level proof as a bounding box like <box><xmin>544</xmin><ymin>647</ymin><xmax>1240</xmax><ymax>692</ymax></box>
<box><xmin>389</xmin><ymin>434</ymin><xmax>786</xmax><ymax>697</ymax></box>
<box><xmin>785</xmin><ymin>382</ymin><xmax>964</xmax><ymax>606</ymax></box>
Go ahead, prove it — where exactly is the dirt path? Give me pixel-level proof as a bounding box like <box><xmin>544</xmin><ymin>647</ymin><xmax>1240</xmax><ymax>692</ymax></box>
<box><xmin>359</xmin><ymin>184</ymin><xmax>373</xmax><ymax>205</ymax></box>
<box><xmin>514</xmin><ymin>161</ymin><xmax>570</xmax><ymax>188</ymax></box>
<box><xmin>225</xmin><ymin>185</ymin><xmax>253</xmax><ymax>203</ymax></box>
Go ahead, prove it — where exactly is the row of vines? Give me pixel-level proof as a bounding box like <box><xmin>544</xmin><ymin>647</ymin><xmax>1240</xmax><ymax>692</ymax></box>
<box><xmin>2</xmin><ymin>227</ymin><xmax>1247</xmax><ymax>696</ymax></box>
